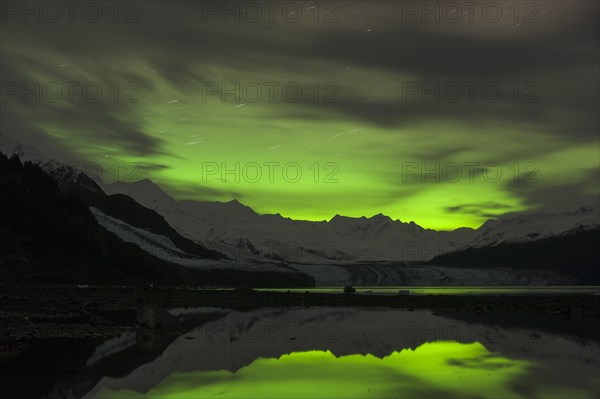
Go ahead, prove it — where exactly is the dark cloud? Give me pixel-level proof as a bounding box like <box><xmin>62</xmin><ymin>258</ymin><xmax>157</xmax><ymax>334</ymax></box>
<box><xmin>134</xmin><ymin>162</ymin><xmax>170</xmax><ymax>172</ymax></box>
<box><xmin>446</xmin><ymin>353</ymin><xmax>514</xmax><ymax>371</ymax></box>
<box><xmin>291</xmin><ymin>92</ymin><xmax>549</xmax><ymax>129</ymax></box>
<box><xmin>310</xmin><ymin>11</ymin><xmax>598</xmax><ymax>78</ymax></box>
<box><xmin>1</xmin><ymin>53</ymin><xmax>170</xmax><ymax>158</ymax></box>
<box><xmin>1</xmin><ymin>0</ymin><xmax>598</xmax><ymax>221</ymax></box>
<box><xmin>165</xmin><ymin>181</ymin><xmax>247</xmax><ymax>202</ymax></box>
<box><xmin>4</xmin><ymin>96</ymin><xmax>170</xmax><ymax>158</ymax></box>
<box><xmin>446</xmin><ymin>202</ymin><xmax>514</xmax><ymax>217</ymax></box>
<box><xmin>506</xmin><ymin>167</ymin><xmax>600</xmax><ymax>212</ymax></box>
<box><xmin>3</xmin><ymin>1</ymin><xmax>597</xmax><ymax>136</ymax></box>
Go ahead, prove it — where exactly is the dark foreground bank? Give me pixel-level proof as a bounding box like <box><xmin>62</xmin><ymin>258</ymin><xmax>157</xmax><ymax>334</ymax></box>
<box><xmin>1</xmin><ymin>285</ymin><xmax>599</xmax><ymax>339</ymax></box>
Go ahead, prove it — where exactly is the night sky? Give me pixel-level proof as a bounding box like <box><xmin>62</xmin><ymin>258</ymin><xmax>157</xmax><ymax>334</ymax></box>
<box><xmin>1</xmin><ymin>1</ymin><xmax>598</xmax><ymax>229</ymax></box>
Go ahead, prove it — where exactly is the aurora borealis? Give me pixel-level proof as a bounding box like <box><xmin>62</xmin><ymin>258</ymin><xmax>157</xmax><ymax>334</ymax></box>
<box><xmin>1</xmin><ymin>1</ymin><xmax>598</xmax><ymax>229</ymax></box>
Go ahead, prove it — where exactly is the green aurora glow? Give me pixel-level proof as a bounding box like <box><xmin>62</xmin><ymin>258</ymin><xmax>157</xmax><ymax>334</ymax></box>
<box><xmin>92</xmin><ymin>341</ymin><xmax>597</xmax><ymax>399</ymax></box>
<box><xmin>1</xmin><ymin>1</ymin><xmax>598</xmax><ymax>229</ymax></box>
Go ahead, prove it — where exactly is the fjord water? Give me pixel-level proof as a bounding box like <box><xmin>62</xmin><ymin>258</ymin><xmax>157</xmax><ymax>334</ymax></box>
<box><xmin>257</xmin><ymin>286</ymin><xmax>600</xmax><ymax>295</ymax></box>
<box><xmin>85</xmin><ymin>308</ymin><xmax>599</xmax><ymax>399</ymax></box>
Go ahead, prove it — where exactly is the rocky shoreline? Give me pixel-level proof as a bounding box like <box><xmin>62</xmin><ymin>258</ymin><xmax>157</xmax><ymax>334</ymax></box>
<box><xmin>1</xmin><ymin>285</ymin><xmax>599</xmax><ymax>339</ymax></box>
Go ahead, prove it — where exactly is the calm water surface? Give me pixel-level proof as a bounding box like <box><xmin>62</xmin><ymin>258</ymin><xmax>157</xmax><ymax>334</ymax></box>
<box><xmin>79</xmin><ymin>307</ymin><xmax>599</xmax><ymax>399</ymax></box>
<box><xmin>257</xmin><ymin>286</ymin><xmax>600</xmax><ymax>295</ymax></box>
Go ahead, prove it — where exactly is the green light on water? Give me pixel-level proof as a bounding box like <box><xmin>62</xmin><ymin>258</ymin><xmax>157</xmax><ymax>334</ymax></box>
<box><xmin>93</xmin><ymin>341</ymin><xmax>593</xmax><ymax>399</ymax></box>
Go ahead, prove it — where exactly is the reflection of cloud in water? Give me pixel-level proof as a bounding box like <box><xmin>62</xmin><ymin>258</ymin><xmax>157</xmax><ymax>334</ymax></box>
<box><xmin>446</xmin><ymin>352</ymin><xmax>517</xmax><ymax>371</ymax></box>
<box><xmin>86</xmin><ymin>308</ymin><xmax>600</xmax><ymax>399</ymax></box>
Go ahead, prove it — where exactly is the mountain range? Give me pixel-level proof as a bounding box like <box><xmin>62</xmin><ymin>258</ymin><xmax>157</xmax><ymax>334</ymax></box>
<box><xmin>104</xmin><ymin>177</ymin><xmax>599</xmax><ymax>264</ymax></box>
<box><xmin>1</xmin><ymin>135</ymin><xmax>598</xmax><ymax>285</ymax></box>
<box><xmin>0</xmin><ymin>138</ymin><xmax>312</xmax><ymax>286</ymax></box>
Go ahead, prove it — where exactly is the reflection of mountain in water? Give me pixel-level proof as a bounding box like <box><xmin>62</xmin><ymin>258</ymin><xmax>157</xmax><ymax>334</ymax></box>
<box><xmin>83</xmin><ymin>308</ymin><xmax>600</xmax><ymax>399</ymax></box>
<box><xmin>94</xmin><ymin>342</ymin><xmax>534</xmax><ymax>399</ymax></box>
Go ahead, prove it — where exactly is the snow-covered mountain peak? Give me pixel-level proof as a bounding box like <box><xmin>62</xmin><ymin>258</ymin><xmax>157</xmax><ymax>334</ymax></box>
<box><xmin>1</xmin><ymin>136</ymin><xmax>104</xmax><ymax>193</ymax></box>
<box><xmin>4</xmin><ymin>137</ymin><xmax>597</xmax><ymax>262</ymax></box>
<box><xmin>0</xmin><ymin>135</ymin><xmax>50</xmax><ymax>164</ymax></box>
<box><xmin>464</xmin><ymin>204</ymin><xmax>600</xmax><ymax>249</ymax></box>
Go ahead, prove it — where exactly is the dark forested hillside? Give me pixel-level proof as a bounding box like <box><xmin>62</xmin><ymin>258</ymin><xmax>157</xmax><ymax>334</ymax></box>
<box><xmin>0</xmin><ymin>153</ymin><xmax>313</xmax><ymax>287</ymax></box>
<box><xmin>0</xmin><ymin>153</ymin><xmax>187</xmax><ymax>284</ymax></box>
<box><xmin>43</xmin><ymin>161</ymin><xmax>224</xmax><ymax>259</ymax></box>
<box><xmin>428</xmin><ymin>228</ymin><xmax>600</xmax><ymax>284</ymax></box>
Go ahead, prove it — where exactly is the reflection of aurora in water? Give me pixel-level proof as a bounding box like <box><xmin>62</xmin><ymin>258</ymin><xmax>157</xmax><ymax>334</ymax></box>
<box><xmin>93</xmin><ymin>341</ymin><xmax>595</xmax><ymax>399</ymax></box>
